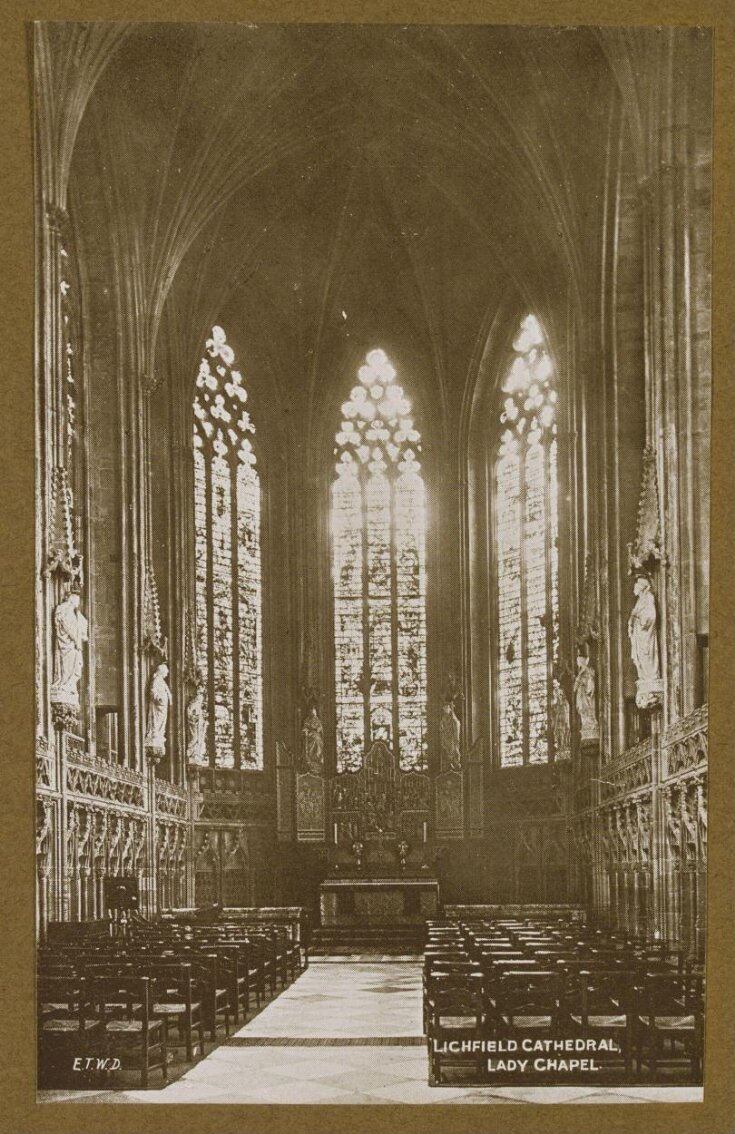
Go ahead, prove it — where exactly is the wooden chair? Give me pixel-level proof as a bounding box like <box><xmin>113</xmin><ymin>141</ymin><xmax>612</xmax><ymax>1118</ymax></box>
<box><xmin>489</xmin><ymin>970</ymin><xmax>560</xmax><ymax>1040</ymax></box>
<box><xmin>91</xmin><ymin>975</ymin><xmax>168</xmax><ymax>1089</ymax></box>
<box><xmin>38</xmin><ymin>975</ymin><xmax>102</xmax><ymax>1088</ymax></box>
<box><xmin>564</xmin><ymin>969</ymin><xmax>636</xmax><ymax>1076</ymax></box>
<box><xmin>427</xmin><ymin>976</ymin><xmax>486</xmax><ymax>1085</ymax></box>
<box><xmin>424</xmin><ymin>966</ymin><xmax>481</xmax><ymax>1034</ymax></box>
<box><xmin>634</xmin><ymin>971</ymin><xmax>704</xmax><ymax>1081</ymax></box>
<box><xmin>147</xmin><ymin>963</ymin><xmax>206</xmax><ymax>1064</ymax></box>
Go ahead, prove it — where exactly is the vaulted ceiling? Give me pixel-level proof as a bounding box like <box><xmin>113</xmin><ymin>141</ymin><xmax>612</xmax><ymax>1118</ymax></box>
<box><xmin>64</xmin><ymin>23</ymin><xmax>618</xmax><ymax>427</ymax></box>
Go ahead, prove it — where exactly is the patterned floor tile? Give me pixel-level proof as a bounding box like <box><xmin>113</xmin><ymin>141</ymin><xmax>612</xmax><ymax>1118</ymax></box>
<box><xmin>244</xmin><ymin>1079</ymin><xmax>353</xmax><ymax>1103</ymax></box>
<box><xmin>38</xmin><ymin>962</ymin><xmax>699</xmax><ymax>1105</ymax></box>
<box><xmin>367</xmin><ymin>1080</ymin><xmax>473</xmax><ymax>1103</ymax></box>
<box><xmin>565</xmin><ymin>1092</ymin><xmax>648</xmax><ymax>1104</ymax></box>
<box><xmin>487</xmin><ymin>1085</ymin><xmax>606</xmax><ymax>1103</ymax></box>
<box><xmin>612</xmin><ymin>1087</ymin><xmax>703</xmax><ymax>1102</ymax></box>
<box><xmin>320</xmin><ymin>1069</ymin><xmax>416</xmax><ymax>1092</ymax></box>
<box><xmin>272</xmin><ymin>1059</ymin><xmax>356</xmax><ymax>1081</ymax></box>
<box><xmin>444</xmin><ymin>1092</ymin><xmax>524</xmax><ymax>1104</ymax></box>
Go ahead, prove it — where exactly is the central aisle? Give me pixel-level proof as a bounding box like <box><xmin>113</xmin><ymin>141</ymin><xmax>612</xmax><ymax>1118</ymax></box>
<box><xmin>110</xmin><ymin>961</ymin><xmax>702</xmax><ymax>1105</ymax></box>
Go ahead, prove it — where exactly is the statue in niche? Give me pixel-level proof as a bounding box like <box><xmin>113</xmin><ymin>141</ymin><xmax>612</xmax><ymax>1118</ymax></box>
<box><xmin>300</xmin><ymin>705</ymin><xmax>324</xmax><ymax>774</ymax></box>
<box><xmin>439</xmin><ymin>700</ymin><xmax>462</xmax><ymax>771</ymax></box>
<box><xmin>145</xmin><ymin>663</ymin><xmax>172</xmax><ymax>755</ymax></box>
<box><xmin>185</xmin><ymin>683</ymin><xmax>207</xmax><ymax>763</ymax></box>
<box><xmin>551</xmin><ymin>677</ymin><xmax>571</xmax><ymax>758</ymax></box>
<box><xmin>628</xmin><ymin>573</ymin><xmax>663</xmax><ymax>708</ymax></box>
<box><xmin>574</xmin><ymin>653</ymin><xmax>599</xmax><ymax>742</ymax></box>
<box><xmin>50</xmin><ymin>590</ymin><xmax>88</xmax><ymax>709</ymax></box>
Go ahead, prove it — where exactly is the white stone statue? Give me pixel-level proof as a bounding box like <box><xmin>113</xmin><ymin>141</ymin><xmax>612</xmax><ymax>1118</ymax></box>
<box><xmin>628</xmin><ymin>573</ymin><xmax>662</xmax><ymax>708</ymax></box>
<box><xmin>185</xmin><ymin>684</ymin><xmax>207</xmax><ymax>763</ymax></box>
<box><xmin>551</xmin><ymin>678</ymin><xmax>571</xmax><ymax>757</ymax></box>
<box><xmin>574</xmin><ymin>654</ymin><xmax>599</xmax><ymax>742</ymax></box>
<box><xmin>145</xmin><ymin>663</ymin><xmax>172</xmax><ymax>753</ymax></box>
<box><xmin>301</xmin><ymin>705</ymin><xmax>324</xmax><ymax>773</ymax></box>
<box><xmin>50</xmin><ymin>591</ymin><xmax>88</xmax><ymax>709</ymax></box>
<box><xmin>440</xmin><ymin>700</ymin><xmax>462</xmax><ymax>771</ymax></box>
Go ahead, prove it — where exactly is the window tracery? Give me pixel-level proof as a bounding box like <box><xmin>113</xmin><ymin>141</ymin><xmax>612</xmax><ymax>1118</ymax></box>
<box><xmin>495</xmin><ymin>315</ymin><xmax>559</xmax><ymax>766</ymax></box>
<box><xmin>193</xmin><ymin>326</ymin><xmax>263</xmax><ymax>768</ymax></box>
<box><xmin>332</xmin><ymin>349</ymin><xmax>428</xmax><ymax>773</ymax></box>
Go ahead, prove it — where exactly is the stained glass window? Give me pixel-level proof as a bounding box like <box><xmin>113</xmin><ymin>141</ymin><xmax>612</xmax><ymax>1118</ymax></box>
<box><xmin>193</xmin><ymin>326</ymin><xmax>263</xmax><ymax>769</ymax></box>
<box><xmin>495</xmin><ymin>315</ymin><xmax>559</xmax><ymax>766</ymax></box>
<box><xmin>332</xmin><ymin>349</ymin><xmax>428</xmax><ymax>773</ymax></box>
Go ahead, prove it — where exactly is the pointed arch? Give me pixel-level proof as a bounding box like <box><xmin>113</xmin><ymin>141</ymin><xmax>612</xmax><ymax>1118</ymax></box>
<box><xmin>192</xmin><ymin>326</ymin><xmax>263</xmax><ymax>768</ymax></box>
<box><xmin>332</xmin><ymin>349</ymin><xmax>428</xmax><ymax>772</ymax></box>
<box><xmin>495</xmin><ymin>314</ymin><xmax>559</xmax><ymax>766</ymax></box>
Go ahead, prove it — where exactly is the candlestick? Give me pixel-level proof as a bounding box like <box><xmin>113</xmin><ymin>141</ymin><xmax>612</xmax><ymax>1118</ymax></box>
<box><xmin>423</xmin><ymin>820</ymin><xmax>428</xmax><ymax>843</ymax></box>
<box><xmin>333</xmin><ymin>821</ymin><xmax>338</xmax><ymax>845</ymax></box>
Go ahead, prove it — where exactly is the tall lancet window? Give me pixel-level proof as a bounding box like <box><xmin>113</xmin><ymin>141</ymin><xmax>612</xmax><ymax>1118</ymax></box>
<box><xmin>193</xmin><ymin>326</ymin><xmax>263</xmax><ymax>769</ymax></box>
<box><xmin>332</xmin><ymin>349</ymin><xmax>428</xmax><ymax>773</ymax></box>
<box><xmin>495</xmin><ymin>315</ymin><xmax>559</xmax><ymax>766</ymax></box>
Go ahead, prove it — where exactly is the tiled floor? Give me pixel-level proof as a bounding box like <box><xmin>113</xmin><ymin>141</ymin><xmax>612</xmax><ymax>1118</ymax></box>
<box><xmin>39</xmin><ymin>960</ymin><xmax>704</xmax><ymax>1105</ymax></box>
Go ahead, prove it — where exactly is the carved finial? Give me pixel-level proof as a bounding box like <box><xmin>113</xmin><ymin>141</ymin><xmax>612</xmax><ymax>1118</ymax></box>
<box><xmin>45</xmin><ymin>466</ymin><xmax>83</xmax><ymax>587</ymax></box>
<box><xmin>628</xmin><ymin>445</ymin><xmax>664</xmax><ymax>573</ymax></box>
<box><xmin>576</xmin><ymin>553</ymin><xmax>599</xmax><ymax>650</ymax></box>
<box><xmin>183</xmin><ymin>611</ymin><xmax>202</xmax><ymax>687</ymax></box>
<box><xmin>142</xmin><ymin>561</ymin><xmax>168</xmax><ymax>660</ymax></box>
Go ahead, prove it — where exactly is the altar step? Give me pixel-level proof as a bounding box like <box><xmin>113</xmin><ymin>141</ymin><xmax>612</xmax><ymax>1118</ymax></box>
<box><xmin>310</xmin><ymin>925</ymin><xmax>426</xmax><ymax>956</ymax></box>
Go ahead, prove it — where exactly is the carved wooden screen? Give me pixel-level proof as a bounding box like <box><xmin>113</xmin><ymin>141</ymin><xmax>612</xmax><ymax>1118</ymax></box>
<box><xmin>193</xmin><ymin>326</ymin><xmax>263</xmax><ymax>768</ymax></box>
<box><xmin>495</xmin><ymin>315</ymin><xmax>559</xmax><ymax>766</ymax></box>
<box><xmin>332</xmin><ymin>349</ymin><xmax>428</xmax><ymax>773</ymax></box>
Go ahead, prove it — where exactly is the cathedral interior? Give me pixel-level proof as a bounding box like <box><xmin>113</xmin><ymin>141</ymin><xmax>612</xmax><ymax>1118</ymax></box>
<box><xmin>35</xmin><ymin>22</ymin><xmax>711</xmax><ymax>1102</ymax></box>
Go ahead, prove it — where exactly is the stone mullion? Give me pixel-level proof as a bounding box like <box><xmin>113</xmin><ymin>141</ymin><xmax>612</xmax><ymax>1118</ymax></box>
<box><xmin>388</xmin><ymin>477</ymin><xmax>400</xmax><ymax>765</ymax></box>
<box><xmin>543</xmin><ymin>435</ymin><xmax>554</xmax><ymax>763</ymax></box>
<box><xmin>518</xmin><ymin>441</ymin><xmax>530</xmax><ymax>765</ymax></box>
<box><xmin>360</xmin><ymin>473</ymin><xmax>371</xmax><ymax>753</ymax></box>
<box><xmin>229</xmin><ymin>457</ymin><xmax>242</xmax><ymax>768</ymax></box>
<box><xmin>204</xmin><ymin>454</ymin><xmax>216</xmax><ymax>766</ymax></box>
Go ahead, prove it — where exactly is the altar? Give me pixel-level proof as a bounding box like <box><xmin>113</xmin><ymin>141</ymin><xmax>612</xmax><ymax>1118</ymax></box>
<box><xmin>319</xmin><ymin>877</ymin><xmax>440</xmax><ymax>928</ymax></box>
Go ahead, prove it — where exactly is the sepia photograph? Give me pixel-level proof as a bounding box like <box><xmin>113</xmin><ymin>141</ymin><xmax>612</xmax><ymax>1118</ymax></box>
<box><xmin>31</xmin><ymin>18</ymin><xmax>714</xmax><ymax>1110</ymax></box>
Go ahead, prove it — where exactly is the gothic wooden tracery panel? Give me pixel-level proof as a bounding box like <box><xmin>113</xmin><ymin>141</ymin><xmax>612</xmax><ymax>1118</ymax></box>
<box><xmin>193</xmin><ymin>326</ymin><xmax>263</xmax><ymax>769</ymax></box>
<box><xmin>332</xmin><ymin>349</ymin><xmax>428</xmax><ymax>773</ymax></box>
<box><xmin>495</xmin><ymin>315</ymin><xmax>559</xmax><ymax>766</ymax></box>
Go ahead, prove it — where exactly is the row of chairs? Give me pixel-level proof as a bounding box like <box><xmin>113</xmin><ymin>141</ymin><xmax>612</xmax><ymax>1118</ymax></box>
<box><xmin>424</xmin><ymin>918</ymin><xmax>704</xmax><ymax>1086</ymax></box>
<box><xmin>38</xmin><ymin>915</ymin><xmax>306</xmax><ymax>1089</ymax></box>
